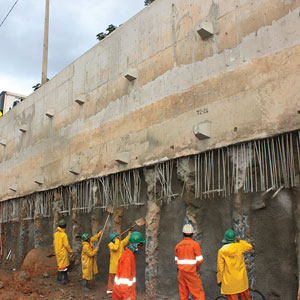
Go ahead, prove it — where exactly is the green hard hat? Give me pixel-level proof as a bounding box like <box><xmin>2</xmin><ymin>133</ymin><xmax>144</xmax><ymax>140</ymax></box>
<box><xmin>129</xmin><ymin>231</ymin><xmax>145</xmax><ymax>244</ymax></box>
<box><xmin>58</xmin><ymin>219</ymin><xmax>66</xmax><ymax>226</ymax></box>
<box><xmin>222</xmin><ymin>229</ymin><xmax>236</xmax><ymax>244</ymax></box>
<box><xmin>82</xmin><ymin>233</ymin><xmax>92</xmax><ymax>241</ymax></box>
<box><xmin>110</xmin><ymin>233</ymin><xmax>118</xmax><ymax>242</ymax></box>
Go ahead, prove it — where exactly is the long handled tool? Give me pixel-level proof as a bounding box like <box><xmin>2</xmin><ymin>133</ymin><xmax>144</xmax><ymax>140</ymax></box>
<box><xmin>116</xmin><ymin>218</ymin><xmax>145</xmax><ymax>239</ymax></box>
<box><xmin>96</xmin><ymin>205</ymin><xmax>114</xmax><ymax>250</ymax></box>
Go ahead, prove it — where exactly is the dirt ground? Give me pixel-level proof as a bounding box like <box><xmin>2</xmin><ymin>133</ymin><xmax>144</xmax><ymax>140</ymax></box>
<box><xmin>0</xmin><ymin>266</ymin><xmax>146</xmax><ymax>300</ymax></box>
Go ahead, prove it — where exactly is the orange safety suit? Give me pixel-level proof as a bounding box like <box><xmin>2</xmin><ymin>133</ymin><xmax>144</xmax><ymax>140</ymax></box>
<box><xmin>107</xmin><ymin>233</ymin><xmax>131</xmax><ymax>293</ymax></box>
<box><xmin>112</xmin><ymin>247</ymin><xmax>136</xmax><ymax>300</ymax></box>
<box><xmin>175</xmin><ymin>237</ymin><xmax>205</xmax><ymax>300</ymax></box>
<box><xmin>217</xmin><ymin>240</ymin><xmax>253</xmax><ymax>300</ymax></box>
<box><xmin>53</xmin><ymin>227</ymin><xmax>72</xmax><ymax>271</ymax></box>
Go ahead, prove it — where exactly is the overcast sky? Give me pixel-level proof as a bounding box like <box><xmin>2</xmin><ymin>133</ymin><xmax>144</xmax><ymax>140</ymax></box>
<box><xmin>0</xmin><ymin>0</ymin><xmax>146</xmax><ymax>96</ymax></box>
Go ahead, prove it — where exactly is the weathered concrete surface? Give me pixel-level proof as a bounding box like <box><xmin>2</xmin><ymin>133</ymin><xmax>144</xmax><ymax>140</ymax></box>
<box><xmin>1</xmin><ymin>180</ymin><xmax>299</xmax><ymax>299</ymax></box>
<box><xmin>1</xmin><ymin>0</ymin><xmax>300</xmax><ymax>201</ymax></box>
<box><xmin>249</xmin><ymin>190</ymin><xmax>297</xmax><ymax>300</ymax></box>
<box><xmin>293</xmin><ymin>177</ymin><xmax>300</xmax><ymax>300</ymax></box>
<box><xmin>144</xmin><ymin>168</ymin><xmax>160</xmax><ymax>299</ymax></box>
<box><xmin>157</xmin><ymin>164</ymin><xmax>186</xmax><ymax>299</ymax></box>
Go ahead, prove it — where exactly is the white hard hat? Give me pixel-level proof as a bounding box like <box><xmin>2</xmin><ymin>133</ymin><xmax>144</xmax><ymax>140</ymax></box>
<box><xmin>182</xmin><ymin>224</ymin><xmax>194</xmax><ymax>234</ymax></box>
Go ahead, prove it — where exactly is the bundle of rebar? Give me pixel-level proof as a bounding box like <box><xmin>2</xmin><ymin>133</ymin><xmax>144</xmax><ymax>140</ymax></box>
<box><xmin>1</xmin><ymin>130</ymin><xmax>299</xmax><ymax>223</ymax></box>
<box><xmin>195</xmin><ymin>131</ymin><xmax>299</xmax><ymax>198</ymax></box>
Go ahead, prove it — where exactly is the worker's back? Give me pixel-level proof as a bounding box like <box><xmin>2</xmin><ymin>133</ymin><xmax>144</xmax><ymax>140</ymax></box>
<box><xmin>217</xmin><ymin>240</ymin><xmax>252</xmax><ymax>294</ymax></box>
<box><xmin>109</xmin><ymin>233</ymin><xmax>130</xmax><ymax>274</ymax></box>
<box><xmin>54</xmin><ymin>228</ymin><xmax>67</xmax><ymax>256</ymax></box>
<box><xmin>53</xmin><ymin>227</ymin><xmax>71</xmax><ymax>269</ymax></box>
<box><xmin>175</xmin><ymin>237</ymin><xmax>203</xmax><ymax>273</ymax></box>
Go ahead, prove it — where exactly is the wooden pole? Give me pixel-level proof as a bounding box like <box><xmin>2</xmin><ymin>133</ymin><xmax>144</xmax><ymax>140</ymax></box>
<box><xmin>41</xmin><ymin>0</ymin><xmax>50</xmax><ymax>85</ymax></box>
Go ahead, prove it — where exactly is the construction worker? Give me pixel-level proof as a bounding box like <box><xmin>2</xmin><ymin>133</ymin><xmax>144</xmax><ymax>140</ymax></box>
<box><xmin>107</xmin><ymin>232</ymin><xmax>131</xmax><ymax>295</ymax></box>
<box><xmin>53</xmin><ymin>219</ymin><xmax>73</xmax><ymax>284</ymax></box>
<box><xmin>112</xmin><ymin>231</ymin><xmax>145</xmax><ymax>300</ymax></box>
<box><xmin>175</xmin><ymin>224</ymin><xmax>205</xmax><ymax>300</ymax></box>
<box><xmin>81</xmin><ymin>231</ymin><xmax>102</xmax><ymax>291</ymax></box>
<box><xmin>217</xmin><ymin>229</ymin><xmax>253</xmax><ymax>300</ymax></box>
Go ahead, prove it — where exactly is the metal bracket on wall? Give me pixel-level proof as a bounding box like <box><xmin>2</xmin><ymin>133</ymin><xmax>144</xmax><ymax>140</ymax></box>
<box><xmin>19</xmin><ymin>124</ymin><xmax>28</xmax><ymax>133</ymax></box>
<box><xmin>34</xmin><ymin>176</ymin><xmax>45</xmax><ymax>185</ymax></box>
<box><xmin>193</xmin><ymin>121</ymin><xmax>211</xmax><ymax>140</ymax></box>
<box><xmin>9</xmin><ymin>184</ymin><xmax>17</xmax><ymax>192</ymax></box>
<box><xmin>115</xmin><ymin>152</ymin><xmax>130</xmax><ymax>164</ymax></box>
<box><xmin>74</xmin><ymin>95</ymin><xmax>86</xmax><ymax>105</ymax></box>
<box><xmin>0</xmin><ymin>139</ymin><xmax>7</xmax><ymax>146</ymax></box>
<box><xmin>197</xmin><ymin>21</ymin><xmax>214</xmax><ymax>39</ymax></box>
<box><xmin>69</xmin><ymin>164</ymin><xmax>80</xmax><ymax>175</ymax></box>
<box><xmin>45</xmin><ymin>108</ymin><xmax>54</xmax><ymax>118</ymax></box>
<box><xmin>124</xmin><ymin>68</ymin><xmax>138</xmax><ymax>81</ymax></box>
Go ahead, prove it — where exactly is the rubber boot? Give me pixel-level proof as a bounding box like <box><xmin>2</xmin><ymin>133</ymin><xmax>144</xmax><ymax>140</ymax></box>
<box><xmin>63</xmin><ymin>271</ymin><xmax>70</xmax><ymax>284</ymax></box>
<box><xmin>57</xmin><ymin>272</ymin><xmax>65</xmax><ymax>285</ymax></box>
<box><xmin>82</xmin><ymin>279</ymin><xmax>90</xmax><ymax>291</ymax></box>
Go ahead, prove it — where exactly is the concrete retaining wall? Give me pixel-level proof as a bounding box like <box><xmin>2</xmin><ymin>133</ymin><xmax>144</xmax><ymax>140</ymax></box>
<box><xmin>1</xmin><ymin>0</ymin><xmax>300</xmax><ymax>201</ymax></box>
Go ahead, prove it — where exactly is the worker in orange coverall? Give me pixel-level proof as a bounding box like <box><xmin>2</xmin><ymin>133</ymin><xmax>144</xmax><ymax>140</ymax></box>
<box><xmin>112</xmin><ymin>232</ymin><xmax>145</xmax><ymax>300</ymax></box>
<box><xmin>175</xmin><ymin>224</ymin><xmax>205</xmax><ymax>300</ymax></box>
<box><xmin>53</xmin><ymin>219</ymin><xmax>73</xmax><ymax>285</ymax></box>
<box><xmin>217</xmin><ymin>229</ymin><xmax>253</xmax><ymax>300</ymax></box>
<box><xmin>107</xmin><ymin>232</ymin><xmax>131</xmax><ymax>295</ymax></box>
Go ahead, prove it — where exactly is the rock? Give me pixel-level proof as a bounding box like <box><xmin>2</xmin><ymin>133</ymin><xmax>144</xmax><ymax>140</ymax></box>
<box><xmin>16</xmin><ymin>270</ymin><xmax>31</xmax><ymax>281</ymax></box>
<box><xmin>0</xmin><ymin>281</ymin><xmax>4</xmax><ymax>289</ymax></box>
<box><xmin>21</xmin><ymin>245</ymin><xmax>57</xmax><ymax>277</ymax></box>
<box><xmin>43</xmin><ymin>272</ymin><xmax>50</xmax><ymax>278</ymax></box>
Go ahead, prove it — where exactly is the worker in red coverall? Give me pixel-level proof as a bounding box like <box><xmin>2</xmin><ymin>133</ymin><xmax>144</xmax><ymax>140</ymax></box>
<box><xmin>112</xmin><ymin>232</ymin><xmax>145</xmax><ymax>300</ymax></box>
<box><xmin>175</xmin><ymin>224</ymin><xmax>205</xmax><ymax>300</ymax></box>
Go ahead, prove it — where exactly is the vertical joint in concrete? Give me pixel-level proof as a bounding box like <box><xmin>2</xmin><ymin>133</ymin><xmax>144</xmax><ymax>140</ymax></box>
<box><xmin>144</xmin><ymin>168</ymin><xmax>161</xmax><ymax>299</ymax></box>
<box><xmin>18</xmin><ymin>201</ymin><xmax>28</xmax><ymax>267</ymax></box>
<box><xmin>33</xmin><ymin>196</ymin><xmax>43</xmax><ymax>248</ymax></box>
<box><xmin>113</xmin><ymin>208</ymin><xmax>124</xmax><ymax>235</ymax></box>
<box><xmin>293</xmin><ymin>176</ymin><xmax>300</xmax><ymax>300</ymax></box>
<box><xmin>177</xmin><ymin>158</ymin><xmax>203</xmax><ymax>242</ymax></box>
<box><xmin>91</xmin><ymin>181</ymin><xmax>102</xmax><ymax>236</ymax></box>
<box><xmin>71</xmin><ymin>187</ymin><xmax>82</xmax><ymax>262</ymax></box>
<box><xmin>232</xmin><ymin>190</ymin><xmax>255</xmax><ymax>289</ymax></box>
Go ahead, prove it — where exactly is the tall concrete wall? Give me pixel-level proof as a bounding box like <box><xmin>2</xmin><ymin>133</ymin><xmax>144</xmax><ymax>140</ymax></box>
<box><xmin>1</xmin><ymin>0</ymin><xmax>300</xmax><ymax>299</ymax></box>
<box><xmin>1</xmin><ymin>0</ymin><xmax>300</xmax><ymax>200</ymax></box>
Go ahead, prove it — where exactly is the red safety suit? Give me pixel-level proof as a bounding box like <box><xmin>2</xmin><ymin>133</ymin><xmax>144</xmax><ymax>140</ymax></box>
<box><xmin>112</xmin><ymin>247</ymin><xmax>136</xmax><ymax>300</ymax></box>
<box><xmin>175</xmin><ymin>237</ymin><xmax>205</xmax><ymax>300</ymax></box>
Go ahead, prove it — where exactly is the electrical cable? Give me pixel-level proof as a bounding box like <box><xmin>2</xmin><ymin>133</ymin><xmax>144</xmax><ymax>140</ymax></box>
<box><xmin>0</xmin><ymin>0</ymin><xmax>20</xmax><ymax>29</ymax></box>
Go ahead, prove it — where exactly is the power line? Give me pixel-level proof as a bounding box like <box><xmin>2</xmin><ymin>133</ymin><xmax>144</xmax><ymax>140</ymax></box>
<box><xmin>0</xmin><ymin>0</ymin><xmax>20</xmax><ymax>29</ymax></box>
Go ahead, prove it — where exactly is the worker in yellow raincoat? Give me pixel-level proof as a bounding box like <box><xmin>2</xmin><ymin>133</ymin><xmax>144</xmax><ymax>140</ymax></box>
<box><xmin>53</xmin><ymin>219</ymin><xmax>73</xmax><ymax>285</ymax></box>
<box><xmin>106</xmin><ymin>232</ymin><xmax>131</xmax><ymax>295</ymax></box>
<box><xmin>217</xmin><ymin>229</ymin><xmax>253</xmax><ymax>300</ymax></box>
<box><xmin>81</xmin><ymin>231</ymin><xmax>102</xmax><ymax>290</ymax></box>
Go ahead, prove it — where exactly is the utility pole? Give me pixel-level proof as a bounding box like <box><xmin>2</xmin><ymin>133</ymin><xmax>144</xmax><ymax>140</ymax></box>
<box><xmin>41</xmin><ymin>0</ymin><xmax>50</xmax><ymax>85</ymax></box>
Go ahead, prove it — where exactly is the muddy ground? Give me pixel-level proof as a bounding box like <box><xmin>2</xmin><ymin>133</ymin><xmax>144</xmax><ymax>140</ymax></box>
<box><xmin>0</xmin><ymin>266</ymin><xmax>146</xmax><ymax>300</ymax></box>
